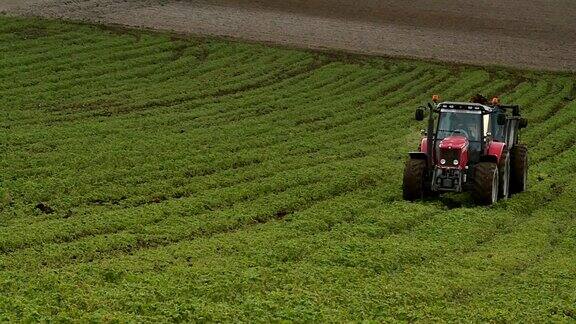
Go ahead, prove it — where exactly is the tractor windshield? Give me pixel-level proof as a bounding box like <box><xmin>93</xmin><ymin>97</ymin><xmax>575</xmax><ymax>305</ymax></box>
<box><xmin>437</xmin><ymin>110</ymin><xmax>482</xmax><ymax>141</ymax></box>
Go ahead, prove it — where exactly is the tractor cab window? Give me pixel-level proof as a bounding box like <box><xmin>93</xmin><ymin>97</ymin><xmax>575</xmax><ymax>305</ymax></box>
<box><xmin>437</xmin><ymin>110</ymin><xmax>482</xmax><ymax>141</ymax></box>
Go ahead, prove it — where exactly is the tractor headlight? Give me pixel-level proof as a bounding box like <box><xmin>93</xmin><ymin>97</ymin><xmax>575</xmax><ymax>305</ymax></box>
<box><xmin>440</xmin><ymin>159</ymin><xmax>446</xmax><ymax>165</ymax></box>
<box><xmin>453</xmin><ymin>159</ymin><xmax>459</xmax><ymax>165</ymax></box>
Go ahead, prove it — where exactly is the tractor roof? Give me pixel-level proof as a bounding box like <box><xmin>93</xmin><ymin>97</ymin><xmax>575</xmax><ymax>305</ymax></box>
<box><xmin>438</xmin><ymin>101</ymin><xmax>494</xmax><ymax>113</ymax></box>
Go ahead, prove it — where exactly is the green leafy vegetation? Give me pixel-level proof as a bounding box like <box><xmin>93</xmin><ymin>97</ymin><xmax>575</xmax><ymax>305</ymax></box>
<box><xmin>0</xmin><ymin>16</ymin><xmax>575</xmax><ymax>322</ymax></box>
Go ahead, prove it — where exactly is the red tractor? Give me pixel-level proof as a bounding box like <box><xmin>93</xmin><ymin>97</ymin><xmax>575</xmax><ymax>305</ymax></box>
<box><xmin>403</xmin><ymin>96</ymin><xmax>528</xmax><ymax>205</ymax></box>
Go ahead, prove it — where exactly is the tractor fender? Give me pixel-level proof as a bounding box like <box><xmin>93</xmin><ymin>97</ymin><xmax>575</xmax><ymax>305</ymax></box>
<box><xmin>484</xmin><ymin>141</ymin><xmax>506</xmax><ymax>163</ymax></box>
<box><xmin>408</xmin><ymin>152</ymin><xmax>428</xmax><ymax>160</ymax></box>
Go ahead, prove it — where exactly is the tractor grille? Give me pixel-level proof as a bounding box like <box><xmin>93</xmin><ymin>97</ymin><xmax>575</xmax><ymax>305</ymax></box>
<box><xmin>440</xmin><ymin>148</ymin><xmax>459</xmax><ymax>164</ymax></box>
<box><xmin>433</xmin><ymin>167</ymin><xmax>463</xmax><ymax>192</ymax></box>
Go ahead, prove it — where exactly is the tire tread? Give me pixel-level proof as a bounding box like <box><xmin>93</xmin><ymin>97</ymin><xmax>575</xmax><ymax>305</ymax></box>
<box><xmin>403</xmin><ymin>158</ymin><xmax>427</xmax><ymax>201</ymax></box>
<box><xmin>510</xmin><ymin>144</ymin><xmax>528</xmax><ymax>194</ymax></box>
<box><xmin>473</xmin><ymin>162</ymin><xmax>498</xmax><ymax>205</ymax></box>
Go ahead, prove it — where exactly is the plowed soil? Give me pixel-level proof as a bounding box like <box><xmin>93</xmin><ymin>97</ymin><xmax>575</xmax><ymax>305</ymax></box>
<box><xmin>2</xmin><ymin>0</ymin><xmax>576</xmax><ymax>70</ymax></box>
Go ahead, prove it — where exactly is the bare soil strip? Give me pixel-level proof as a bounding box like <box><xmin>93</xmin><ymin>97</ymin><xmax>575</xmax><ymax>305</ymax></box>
<box><xmin>2</xmin><ymin>0</ymin><xmax>576</xmax><ymax>72</ymax></box>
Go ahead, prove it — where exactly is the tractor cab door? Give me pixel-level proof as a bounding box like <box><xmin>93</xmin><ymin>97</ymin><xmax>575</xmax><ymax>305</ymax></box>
<box><xmin>504</xmin><ymin>119</ymin><xmax>520</xmax><ymax>148</ymax></box>
<box><xmin>490</xmin><ymin>112</ymin><xmax>519</xmax><ymax>148</ymax></box>
<box><xmin>468</xmin><ymin>113</ymin><xmax>491</xmax><ymax>162</ymax></box>
<box><xmin>490</xmin><ymin>112</ymin><xmax>506</xmax><ymax>142</ymax></box>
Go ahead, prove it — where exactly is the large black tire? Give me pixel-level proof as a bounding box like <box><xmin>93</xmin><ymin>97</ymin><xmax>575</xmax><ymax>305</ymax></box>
<box><xmin>510</xmin><ymin>144</ymin><xmax>528</xmax><ymax>194</ymax></box>
<box><xmin>473</xmin><ymin>162</ymin><xmax>499</xmax><ymax>205</ymax></box>
<box><xmin>403</xmin><ymin>158</ymin><xmax>427</xmax><ymax>201</ymax></box>
<box><xmin>498</xmin><ymin>149</ymin><xmax>510</xmax><ymax>199</ymax></box>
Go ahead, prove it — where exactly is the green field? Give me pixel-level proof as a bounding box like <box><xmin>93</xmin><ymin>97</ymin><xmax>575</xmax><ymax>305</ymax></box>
<box><xmin>0</xmin><ymin>16</ymin><xmax>575</xmax><ymax>322</ymax></box>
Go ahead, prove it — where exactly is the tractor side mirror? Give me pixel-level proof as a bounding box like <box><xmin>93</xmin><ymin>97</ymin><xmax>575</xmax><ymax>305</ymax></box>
<box><xmin>497</xmin><ymin>113</ymin><xmax>506</xmax><ymax>125</ymax></box>
<box><xmin>415</xmin><ymin>108</ymin><xmax>424</xmax><ymax>121</ymax></box>
<box><xmin>519</xmin><ymin>118</ymin><xmax>528</xmax><ymax>129</ymax></box>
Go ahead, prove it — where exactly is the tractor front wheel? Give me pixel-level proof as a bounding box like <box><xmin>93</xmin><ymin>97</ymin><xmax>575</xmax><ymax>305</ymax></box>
<box><xmin>473</xmin><ymin>162</ymin><xmax>499</xmax><ymax>205</ymax></box>
<box><xmin>403</xmin><ymin>158</ymin><xmax>428</xmax><ymax>201</ymax></box>
<box><xmin>510</xmin><ymin>144</ymin><xmax>528</xmax><ymax>194</ymax></box>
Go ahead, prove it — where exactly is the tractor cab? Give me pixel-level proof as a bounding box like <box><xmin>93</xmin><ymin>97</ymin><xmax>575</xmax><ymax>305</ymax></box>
<box><xmin>436</xmin><ymin>103</ymin><xmax>490</xmax><ymax>165</ymax></box>
<box><xmin>437</xmin><ymin>107</ymin><xmax>484</xmax><ymax>142</ymax></box>
<box><xmin>435</xmin><ymin>102</ymin><xmax>496</xmax><ymax>166</ymax></box>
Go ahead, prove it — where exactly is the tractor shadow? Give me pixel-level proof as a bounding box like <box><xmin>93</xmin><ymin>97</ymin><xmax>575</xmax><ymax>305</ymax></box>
<box><xmin>431</xmin><ymin>193</ymin><xmax>477</xmax><ymax>209</ymax></box>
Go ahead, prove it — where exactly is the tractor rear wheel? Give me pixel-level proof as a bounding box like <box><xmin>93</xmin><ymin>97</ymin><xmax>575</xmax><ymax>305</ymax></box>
<box><xmin>498</xmin><ymin>149</ymin><xmax>510</xmax><ymax>199</ymax></box>
<box><xmin>473</xmin><ymin>162</ymin><xmax>499</xmax><ymax>205</ymax></box>
<box><xmin>403</xmin><ymin>158</ymin><xmax>427</xmax><ymax>201</ymax></box>
<box><xmin>510</xmin><ymin>144</ymin><xmax>528</xmax><ymax>194</ymax></box>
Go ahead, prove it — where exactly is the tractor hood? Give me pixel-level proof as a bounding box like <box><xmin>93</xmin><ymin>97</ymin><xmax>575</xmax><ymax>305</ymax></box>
<box><xmin>438</xmin><ymin>136</ymin><xmax>468</xmax><ymax>150</ymax></box>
